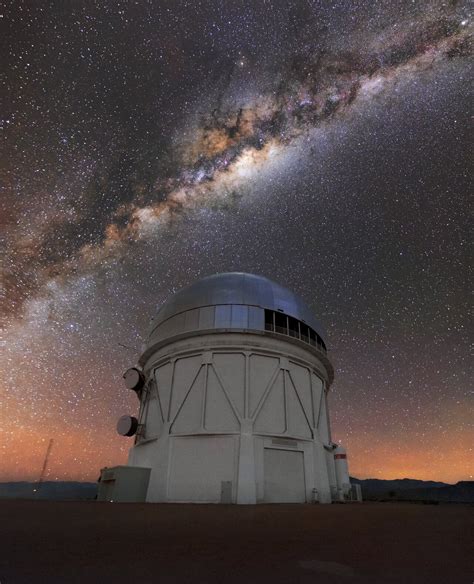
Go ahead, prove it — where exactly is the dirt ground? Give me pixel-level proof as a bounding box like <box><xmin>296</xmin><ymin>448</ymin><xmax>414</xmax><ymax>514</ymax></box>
<box><xmin>0</xmin><ymin>501</ymin><xmax>472</xmax><ymax>584</ymax></box>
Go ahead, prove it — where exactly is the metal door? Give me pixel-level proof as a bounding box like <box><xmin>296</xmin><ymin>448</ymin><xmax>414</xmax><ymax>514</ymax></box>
<box><xmin>220</xmin><ymin>480</ymin><xmax>233</xmax><ymax>503</ymax></box>
<box><xmin>264</xmin><ymin>448</ymin><xmax>305</xmax><ymax>503</ymax></box>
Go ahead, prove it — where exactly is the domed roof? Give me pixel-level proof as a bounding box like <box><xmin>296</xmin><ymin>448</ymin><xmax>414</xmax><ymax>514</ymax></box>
<box><xmin>152</xmin><ymin>272</ymin><xmax>326</xmax><ymax>341</ymax></box>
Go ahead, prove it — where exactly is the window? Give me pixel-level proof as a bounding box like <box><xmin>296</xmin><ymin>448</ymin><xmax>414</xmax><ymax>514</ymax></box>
<box><xmin>264</xmin><ymin>309</ymin><xmax>275</xmax><ymax>332</ymax></box>
<box><xmin>263</xmin><ymin>309</ymin><xmax>326</xmax><ymax>353</ymax></box>
<box><xmin>300</xmin><ymin>323</ymin><xmax>309</xmax><ymax>343</ymax></box>
<box><xmin>319</xmin><ymin>336</ymin><xmax>327</xmax><ymax>352</ymax></box>
<box><xmin>275</xmin><ymin>312</ymin><xmax>288</xmax><ymax>335</ymax></box>
<box><xmin>288</xmin><ymin>316</ymin><xmax>299</xmax><ymax>338</ymax></box>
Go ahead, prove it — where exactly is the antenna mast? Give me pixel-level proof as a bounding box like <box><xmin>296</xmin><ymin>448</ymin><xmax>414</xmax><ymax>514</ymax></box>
<box><xmin>34</xmin><ymin>438</ymin><xmax>54</xmax><ymax>494</ymax></box>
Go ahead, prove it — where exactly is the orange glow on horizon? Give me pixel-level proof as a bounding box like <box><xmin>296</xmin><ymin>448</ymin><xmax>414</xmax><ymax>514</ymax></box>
<box><xmin>2</xmin><ymin>405</ymin><xmax>471</xmax><ymax>485</ymax></box>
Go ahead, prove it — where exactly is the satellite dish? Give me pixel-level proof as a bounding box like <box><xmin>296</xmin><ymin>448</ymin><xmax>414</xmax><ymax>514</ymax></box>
<box><xmin>117</xmin><ymin>415</ymin><xmax>138</xmax><ymax>437</ymax></box>
<box><xmin>123</xmin><ymin>367</ymin><xmax>145</xmax><ymax>392</ymax></box>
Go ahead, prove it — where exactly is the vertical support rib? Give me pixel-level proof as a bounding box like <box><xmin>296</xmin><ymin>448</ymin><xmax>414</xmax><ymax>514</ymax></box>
<box><xmin>201</xmin><ymin>363</ymin><xmax>209</xmax><ymax>430</ymax></box>
<box><xmin>244</xmin><ymin>352</ymin><xmax>250</xmax><ymax>419</ymax></box>
<box><xmin>166</xmin><ymin>359</ymin><xmax>176</xmax><ymax>423</ymax></box>
<box><xmin>283</xmin><ymin>369</ymin><xmax>288</xmax><ymax>434</ymax></box>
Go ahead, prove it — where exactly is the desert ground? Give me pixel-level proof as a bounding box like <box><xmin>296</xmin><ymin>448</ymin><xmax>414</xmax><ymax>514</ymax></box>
<box><xmin>0</xmin><ymin>501</ymin><xmax>472</xmax><ymax>583</ymax></box>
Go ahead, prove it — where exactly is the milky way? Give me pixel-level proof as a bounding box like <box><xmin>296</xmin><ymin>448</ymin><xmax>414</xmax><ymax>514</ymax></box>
<box><xmin>1</xmin><ymin>1</ymin><xmax>472</xmax><ymax>482</ymax></box>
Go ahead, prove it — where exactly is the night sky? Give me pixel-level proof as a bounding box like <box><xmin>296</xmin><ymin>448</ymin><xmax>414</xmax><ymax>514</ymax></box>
<box><xmin>2</xmin><ymin>1</ymin><xmax>472</xmax><ymax>484</ymax></box>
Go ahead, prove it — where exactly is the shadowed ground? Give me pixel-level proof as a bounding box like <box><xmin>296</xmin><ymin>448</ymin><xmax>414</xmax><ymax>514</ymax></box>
<box><xmin>0</xmin><ymin>501</ymin><xmax>472</xmax><ymax>583</ymax></box>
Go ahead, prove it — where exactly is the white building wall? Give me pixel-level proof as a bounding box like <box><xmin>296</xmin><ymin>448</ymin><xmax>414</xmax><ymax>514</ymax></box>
<box><xmin>168</xmin><ymin>435</ymin><xmax>238</xmax><ymax>502</ymax></box>
<box><xmin>127</xmin><ymin>332</ymin><xmax>336</xmax><ymax>504</ymax></box>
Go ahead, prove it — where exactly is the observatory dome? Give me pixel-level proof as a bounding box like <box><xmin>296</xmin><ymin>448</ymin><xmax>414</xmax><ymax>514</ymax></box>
<box><xmin>144</xmin><ymin>272</ymin><xmax>327</xmax><ymax>359</ymax></box>
<box><xmin>100</xmin><ymin>271</ymin><xmax>355</xmax><ymax>505</ymax></box>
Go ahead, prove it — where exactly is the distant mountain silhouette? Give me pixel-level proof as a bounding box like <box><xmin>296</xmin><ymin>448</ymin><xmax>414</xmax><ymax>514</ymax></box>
<box><xmin>0</xmin><ymin>481</ymin><xmax>97</xmax><ymax>500</ymax></box>
<box><xmin>350</xmin><ymin>478</ymin><xmax>447</xmax><ymax>492</ymax></box>
<box><xmin>350</xmin><ymin>477</ymin><xmax>474</xmax><ymax>503</ymax></box>
<box><xmin>0</xmin><ymin>479</ymin><xmax>472</xmax><ymax>502</ymax></box>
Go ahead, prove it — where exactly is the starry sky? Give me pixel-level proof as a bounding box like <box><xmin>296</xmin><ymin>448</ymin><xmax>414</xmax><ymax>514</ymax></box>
<box><xmin>2</xmin><ymin>1</ymin><xmax>472</xmax><ymax>484</ymax></box>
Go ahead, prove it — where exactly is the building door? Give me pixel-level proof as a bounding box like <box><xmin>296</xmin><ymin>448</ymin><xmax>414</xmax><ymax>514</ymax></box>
<box><xmin>220</xmin><ymin>481</ymin><xmax>232</xmax><ymax>503</ymax></box>
<box><xmin>263</xmin><ymin>448</ymin><xmax>306</xmax><ymax>503</ymax></box>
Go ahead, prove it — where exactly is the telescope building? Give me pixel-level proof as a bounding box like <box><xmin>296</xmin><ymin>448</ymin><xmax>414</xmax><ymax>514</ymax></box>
<box><xmin>99</xmin><ymin>272</ymin><xmax>352</xmax><ymax>504</ymax></box>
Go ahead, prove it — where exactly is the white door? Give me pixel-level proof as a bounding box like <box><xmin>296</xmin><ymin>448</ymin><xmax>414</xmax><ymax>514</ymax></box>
<box><xmin>264</xmin><ymin>448</ymin><xmax>306</xmax><ymax>503</ymax></box>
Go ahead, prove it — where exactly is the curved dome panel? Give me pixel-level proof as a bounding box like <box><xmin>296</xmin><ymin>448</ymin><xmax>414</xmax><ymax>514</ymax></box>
<box><xmin>151</xmin><ymin>272</ymin><xmax>326</xmax><ymax>340</ymax></box>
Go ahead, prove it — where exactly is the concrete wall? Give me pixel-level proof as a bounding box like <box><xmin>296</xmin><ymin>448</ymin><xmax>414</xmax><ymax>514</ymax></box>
<box><xmin>127</xmin><ymin>332</ymin><xmax>336</xmax><ymax>503</ymax></box>
<box><xmin>168</xmin><ymin>436</ymin><xmax>237</xmax><ymax>502</ymax></box>
<box><xmin>98</xmin><ymin>466</ymin><xmax>150</xmax><ymax>502</ymax></box>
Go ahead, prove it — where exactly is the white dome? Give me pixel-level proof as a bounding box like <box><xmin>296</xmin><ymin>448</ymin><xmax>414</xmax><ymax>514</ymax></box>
<box><xmin>145</xmin><ymin>273</ymin><xmax>327</xmax><ymax>354</ymax></box>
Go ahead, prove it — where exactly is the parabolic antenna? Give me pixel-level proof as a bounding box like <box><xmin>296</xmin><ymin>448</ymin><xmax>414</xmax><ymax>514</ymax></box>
<box><xmin>117</xmin><ymin>415</ymin><xmax>138</xmax><ymax>437</ymax></box>
<box><xmin>123</xmin><ymin>367</ymin><xmax>145</xmax><ymax>392</ymax></box>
